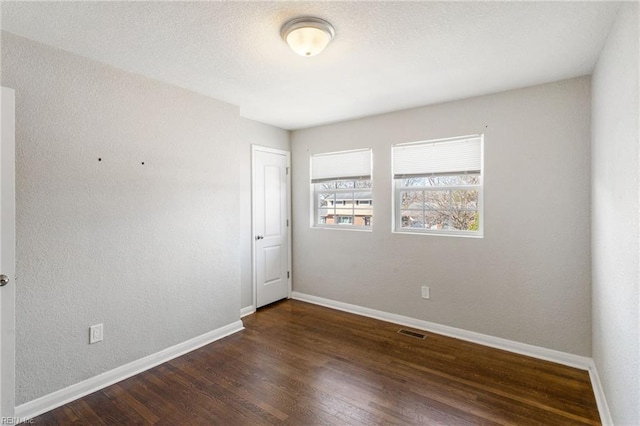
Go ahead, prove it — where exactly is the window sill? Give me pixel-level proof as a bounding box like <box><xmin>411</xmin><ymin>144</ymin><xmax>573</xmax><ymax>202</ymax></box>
<box><xmin>312</xmin><ymin>226</ymin><xmax>373</xmax><ymax>232</ymax></box>
<box><xmin>393</xmin><ymin>229</ymin><xmax>483</xmax><ymax>238</ymax></box>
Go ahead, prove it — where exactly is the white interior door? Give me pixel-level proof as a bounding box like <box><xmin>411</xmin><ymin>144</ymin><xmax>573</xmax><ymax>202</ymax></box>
<box><xmin>0</xmin><ymin>87</ymin><xmax>16</xmax><ymax>418</ymax></box>
<box><xmin>252</xmin><ymin>146</ymin><xmax>290</xmax><ymax>308</ymax></box>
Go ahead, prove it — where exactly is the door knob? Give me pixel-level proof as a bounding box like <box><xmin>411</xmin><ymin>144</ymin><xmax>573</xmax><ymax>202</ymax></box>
<box><xmin>255</xmin><ymin>235</ymin><xmax>264</xmax><ymax>240</ymax></box>
<box><xmin>0</xmin><ymin>274</ymin><xmax>9</xmax><ymax>287</ymax></box>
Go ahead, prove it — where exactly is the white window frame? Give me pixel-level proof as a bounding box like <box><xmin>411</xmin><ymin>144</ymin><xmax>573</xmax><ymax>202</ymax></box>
<box><xmin>310</xmin><ymin>149</ymin><xmax>373</xmax><ymax>231</ymax></box>
<box><xmin>392</xmin><ymin>135</ymin><xmax>484</xmax><ymax>237</ymax></box>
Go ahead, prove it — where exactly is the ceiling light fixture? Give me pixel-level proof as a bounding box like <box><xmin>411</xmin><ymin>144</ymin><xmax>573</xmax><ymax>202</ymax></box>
<box><xmin>281</xmin><ymin>17</ymin><xmax>335</xmax><ymax>57</ymax></box>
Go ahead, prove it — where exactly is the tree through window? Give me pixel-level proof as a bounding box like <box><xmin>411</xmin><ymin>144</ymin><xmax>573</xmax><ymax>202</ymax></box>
<box><xmin>392</xmin><ymin>135</ymin><xmax>483</xmax><ymax>236</ymax></box>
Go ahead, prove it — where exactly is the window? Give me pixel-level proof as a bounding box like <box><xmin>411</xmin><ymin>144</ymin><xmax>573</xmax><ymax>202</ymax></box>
<box><xmin>311</xmin><ymin>149</ymin><xmax>373</xmax><ymax>229</ymax></box>
<box><xmin>392</xmin><ymin>135</ymin><xmax>483</xmax><ymax>236</ymax></box>
<box><xmin>337</xmin><ymin>216</ymin><xmax>354</xmax><ymax>224</ymax></box>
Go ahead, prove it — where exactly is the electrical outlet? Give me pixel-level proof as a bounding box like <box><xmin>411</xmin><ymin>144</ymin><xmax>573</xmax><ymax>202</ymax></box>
<box><xmin>89</xmin><ymin>324</ymin><xmax>103</xmax><ymax>344</ymax></box>
<box><xmin>421</xmin><ymin>286</ymin><xmax>430</xmax><ymax>299</ymax></box>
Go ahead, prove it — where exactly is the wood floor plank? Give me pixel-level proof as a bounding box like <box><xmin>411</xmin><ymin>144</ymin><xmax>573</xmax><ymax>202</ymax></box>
<box><xmin>31</xmin><ymin>300</ymin><xmax>601</xmax><ymax>425</ymax></box>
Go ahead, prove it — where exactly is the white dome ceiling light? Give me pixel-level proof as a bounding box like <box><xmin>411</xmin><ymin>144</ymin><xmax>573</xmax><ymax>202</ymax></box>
<box><xmin>281</xmin><ymin>17</ymin><xmax>335</xmax><ymax>57</ymax></box>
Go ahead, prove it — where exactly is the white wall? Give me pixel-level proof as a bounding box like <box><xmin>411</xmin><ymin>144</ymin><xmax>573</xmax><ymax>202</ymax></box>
<box><xmin>291</xmin><ymin>77</ymin><xmax>592</xmax><ymax>356</ymax></box>
<box><xmin>1</xmin><ymin>32</ymin><xmax>242</xmax><ymax>405</ymax></box>
<box><xmin>591</xmin><ymin>3</ymin><xmax>639</xmax><ymax>425</ymax></box>
<box><xmin>239</xmin><ymin>118</ymin><xmax>289</xmax><ymax>309</ymax></box>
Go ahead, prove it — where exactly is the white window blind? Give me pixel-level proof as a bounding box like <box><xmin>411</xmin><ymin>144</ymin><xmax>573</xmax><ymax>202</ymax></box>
<box><xmin>393</xmin><ymin>136</ymin><xmax>482</xmax><ymax>178</ymax></box>
<box><xmin>311</xmin><ymin>149</ymin><xmax>372</xmax><ymax>183</ymax></box>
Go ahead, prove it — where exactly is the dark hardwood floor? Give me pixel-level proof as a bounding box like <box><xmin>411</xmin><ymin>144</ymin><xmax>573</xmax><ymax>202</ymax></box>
<box><xmin>33</xmin><ymin>300</ymin><xmax>601</xmax><ymax>425</ymax></box>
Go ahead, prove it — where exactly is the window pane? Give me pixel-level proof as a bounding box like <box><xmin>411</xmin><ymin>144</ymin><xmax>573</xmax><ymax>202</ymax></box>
<box><xmin>354</xmin><ymin>191</ymin><xmax>372</xmax><ymax>204</ymax></box>
<box><xmin>354</xmin><ymin>207</ymin><xmax>372</xmax><ymax>214</ymax></box>
<box><xmin>336</xmin><ymin>180</ymin><xmax>355</xmax><ymax>189</ymax></box>
<box><xmin>318</xmin><ymin>211</ymin><xmax>334</xmax><ymax>225</ymax></box>
<box><xmin>424</xmin><ymin>191</ymin><xmax>450</xmax><ymax>210</ymax></box>
<box><xmin>313</xmin><ymin>178</ymin><xmax>372</xmax><ymax>229</ymax></box>
<box><xmin>451</xmin><ymin>189</ymin><xmax>478</xmax><ymax>210</ymax></box>
<box><xmin>318</xmin><ymin>192</ymin><xmax>334</xmax><ymax>208</ymax></box>
<box><xmin>318</xmin><ymin>181</ymin><xmax>336</xmax><ymax>190</ymax></box>
<box><xmin>401</xmin><ymin>191</ymin><xmax>423</xmax><ymax>209</ymax></box>
<box><xmin>356</xmin><ymin>180</ymin><xmax>372</xmax><ymax>188</ymax></box>
<box><xmin>423</xmin><ymin>176</ymin><xmax>445</xmax><ymax>186</ymax></box>
<box><xmin>425</xmin><ymin>211</ymin><xmax>450</xmax><ymax>230</ymax></box>
<box><xmin>424</xmin><ymin>175</ymin><xmax>480</xmax><ymax>186</ymax></box>
<box><xmin>337</xmin><ymin>216</ymin><xmax>353</xmax><ymax>225</ymax></box>
<box><xmin>354</xmin><ymin>214</ymin><xmax>372</xmax><ymax>227</ymax></box>
<box><xmin>401</xmin><ymin>177</ymin><xmax>427</xmax><ymax>187</ymax></box>
<box><xmin>401</xmin><ymin>175</ymin><xmax>480</xmax><ymax>187</ymax></box>
<box><xmin>451</xmin><ymin>210</ymin><xmax>479</xmax><ymax>231</ymax></box>
<box><xmin>401</xmin><ymin>210</ymin><xmax>425</xmax><ymax>229</ymax></box>
<box><xmin>353</xmin><ymin>192</ymin><xmax>372</xmax><ymax>227</ymax></box>
<box><xmin>455</xmin><ymin>174</ymin><xmax>480</xmax><ymax>185</ymax></box>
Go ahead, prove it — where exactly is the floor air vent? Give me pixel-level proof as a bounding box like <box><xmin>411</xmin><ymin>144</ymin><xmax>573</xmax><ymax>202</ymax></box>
<box><xmin>397</xmin><ymin>329</ymin><xmax>426</xmax><ymax>339</ymax></box>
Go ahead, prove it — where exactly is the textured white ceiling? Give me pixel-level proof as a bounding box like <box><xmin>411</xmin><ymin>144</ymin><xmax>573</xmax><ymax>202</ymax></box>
<box><xmin>1</xmin><ymin>1</ymin><xmax>620</xmax><ymax>130</ymax></box>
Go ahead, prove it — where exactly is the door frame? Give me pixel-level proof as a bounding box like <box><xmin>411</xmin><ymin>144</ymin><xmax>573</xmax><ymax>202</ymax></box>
<box><xmin>1</xmin><ymin>86</ymin><xmax>16</xmax><ymax>419</ymax></box>
<box><xmin>251</xmin><ymin>145</ymin><xmax>292</xmax><ymax>310</ymax></box>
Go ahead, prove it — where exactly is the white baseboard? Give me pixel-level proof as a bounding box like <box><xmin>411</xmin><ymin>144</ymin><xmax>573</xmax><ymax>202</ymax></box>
<box><xmin>15</xmin><ymin>320</ymin><xmax>244</xmax><ymax>421</ymax></box>
<box><xmin>17</xmin><ymin>296</ymin><xmax>614</xmax><ymax>425</ymax></box>
<box><xmin>587</xmin><ymin>360</ymin><xmax>613</xmax><ymax>425</ymax></box>
<box><xmin>291</xmin><ymin>291</ymin><xmax>591</xmax><ymax>369</ymax></box>
<box><xmin>291</xmin><ymin>292</ymin><xmax>616</xmax><ymax>423</ymax></box>
<box><xmin>240</xmin><ymin>306</ymin><xmax>256</xmax><ymax>318</ymax></box>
